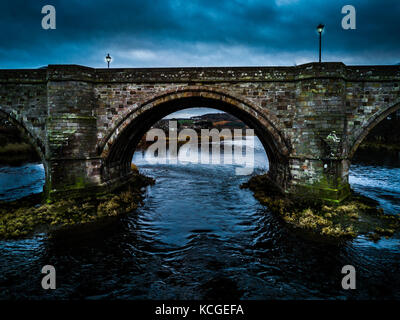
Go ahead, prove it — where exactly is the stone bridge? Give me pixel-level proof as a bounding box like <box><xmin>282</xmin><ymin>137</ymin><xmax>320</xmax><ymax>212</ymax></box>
<box><xmin>0</xmin><ymin>62</ymin><xmax>399</xmax><ymax>202</ymax></box>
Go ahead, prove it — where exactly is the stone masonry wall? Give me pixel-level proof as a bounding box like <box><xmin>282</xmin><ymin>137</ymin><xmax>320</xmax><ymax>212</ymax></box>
<box><xmin>0</xmin><ymin>69</ymin><xmax>47</xmax><ymax>158</ymax></box>
<box><xmin>0</xmin><ymin>63</ymin><xmax>398</xmax><ymax>201</ymax></box>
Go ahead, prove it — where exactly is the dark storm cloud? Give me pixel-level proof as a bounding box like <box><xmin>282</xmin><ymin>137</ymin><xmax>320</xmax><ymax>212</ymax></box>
<box><xmin>0</xmin><ymin>0</ymin><xmax>399</xmax><ymax>68</ymax></box>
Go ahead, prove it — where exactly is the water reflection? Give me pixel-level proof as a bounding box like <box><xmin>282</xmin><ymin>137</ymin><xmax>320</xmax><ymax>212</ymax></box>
<box><xmin>0</xmin><ymin>163</ymin><xmax>44</xmax><ymax>201</ymax></box>
<box><xmin>0</xmin><ymin>138</ymin><xmax>399</xmax><ymax>299</ymax></box>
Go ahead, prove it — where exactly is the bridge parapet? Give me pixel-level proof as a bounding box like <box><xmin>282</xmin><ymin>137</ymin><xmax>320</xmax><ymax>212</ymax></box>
<box><xmin>1</xmin><ymin>63</ymin><xmax>398</xmax><ymax>83</ymax></box>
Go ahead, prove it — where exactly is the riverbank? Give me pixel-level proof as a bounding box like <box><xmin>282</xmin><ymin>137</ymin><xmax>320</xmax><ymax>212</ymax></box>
<box><xmin>0</xmin><ymin>124</ymin><xmax>40</xmax><ymax>165</ymax></box>
<box><xmin>0</xmin><ymin>142</ymin><xmax>40</xmax><ymax>165</ymax></box>
<box><xmin>0</xmin><ymin>167</ymin><xmax>154</xmax><ymax>240</ymax></box>
<box><xmin>241</xmin><ymin>174</ymin><xmax>400</xmax><ymax>242</ymax></box>
<box><xmin>357</xmin><ymin>141</ymin><xmax>400</xmax><ymax>153</ymax></box>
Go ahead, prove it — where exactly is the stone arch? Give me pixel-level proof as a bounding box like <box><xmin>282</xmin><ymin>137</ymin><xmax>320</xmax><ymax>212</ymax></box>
<box><xmin>348</xmin><ymin>99</ymin><xmax>400</xmax><ymax>159</ymax></box>
<box><xmin>0</xmin><ymin>109</ymin><xmax>46</xmax><ymax>163</ymax></box>
<box><xmin>0</xmin><ymin>109</ymin><xmax>48</xmax><ymax>193</ymax></box>
<box><xmin>99</xmin><ymin>86</ymin><xmax>292</xmax><ymax>186</ymax></box>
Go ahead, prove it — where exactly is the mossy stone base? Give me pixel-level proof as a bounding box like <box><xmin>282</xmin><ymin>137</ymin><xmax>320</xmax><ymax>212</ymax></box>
<box><xmin>289</xmin><ymin>183</ymin><xmax>351</xmax><ymax>204</ymax></box>
<box><xmin>45</xmin><ymin>172</ymin><xmax>145</xmax><ymax>202</ymax></box>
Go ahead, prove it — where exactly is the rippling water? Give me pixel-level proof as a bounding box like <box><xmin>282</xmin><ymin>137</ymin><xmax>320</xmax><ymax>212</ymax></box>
<box><xmin>0</xmin><ymin>163</ymin><xmax>44</xmax><ymax>201</ymax></box>
<box><xmin>0</xmin><ymin>139</ymin><xmax>399</xmax><ymax>299</ymax></box>
<box><xmin>350</xmin><ymin>151</ymin><xmax>400</xmax><ymax>215</ymax></box>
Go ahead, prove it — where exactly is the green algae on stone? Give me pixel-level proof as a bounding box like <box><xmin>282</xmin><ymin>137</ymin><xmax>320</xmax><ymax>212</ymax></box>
<box><xmin>241</xmin><ymin>174</ymin><xmax>400</xmax><ymax>242</ymax></box>
<box><xmin>0</xmin><ymin>172</ymin><xmax>154</xmax><ymax>240</ymax></box>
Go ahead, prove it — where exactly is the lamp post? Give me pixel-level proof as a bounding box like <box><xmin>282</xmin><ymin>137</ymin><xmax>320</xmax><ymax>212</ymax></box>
<box><xmin>105</xmin><ymin>53</ymin><xmax>112</xmax><ymax>68</ymax></box>
<box><xmin>316</xmin><ymin>24</ymin><xmax>324</xmax><ymax>63</ymax></box>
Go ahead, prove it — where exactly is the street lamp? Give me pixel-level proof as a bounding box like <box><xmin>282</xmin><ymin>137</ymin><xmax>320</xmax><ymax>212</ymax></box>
<box><xmin>105</xmin><ymin>53</ymin><xmax>112</xmax><ymax>68</ymax></box>
<box><xmin>316</xmin><ymin>24</ymin><xmax>325</xmax><ymax>63</ymax></box>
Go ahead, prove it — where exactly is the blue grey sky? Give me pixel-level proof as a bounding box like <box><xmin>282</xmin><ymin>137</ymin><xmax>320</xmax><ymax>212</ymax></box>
<box><xmin>1</xmin><ymin>0</ymin><xmax>399</xmax><ymax>69</ymax></box>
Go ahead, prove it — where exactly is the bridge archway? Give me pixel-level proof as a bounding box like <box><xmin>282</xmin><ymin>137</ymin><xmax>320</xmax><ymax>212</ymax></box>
<box><xmin>99</xmin><ymin>87</ymin><xmax>291</xmax><ymax>189</ymax></box>
<box><xmin>349</xmin><ymin>100</ymin><xmax>400</xmax><ymax>159</ymax></box>
<box><xmin>0</xmin><ymin>110</ymin><xmax>46</xmax><ymax>163</ymax></box>
<box><xmin>0</xmin><ymin>110</ymin><xmax>48</xmax><ymax>195</ymax></box>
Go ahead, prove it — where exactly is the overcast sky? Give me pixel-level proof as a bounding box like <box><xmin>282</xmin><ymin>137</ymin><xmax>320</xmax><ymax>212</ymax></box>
<box><xmin>0</xmin><ymin>0</ymin><xmax>399</xmax><ymax>69</ymax></box>
<box><xmin>163</xmin><ymin>107</ymin><xmax>224</xmax><ymax>119</ymax></box>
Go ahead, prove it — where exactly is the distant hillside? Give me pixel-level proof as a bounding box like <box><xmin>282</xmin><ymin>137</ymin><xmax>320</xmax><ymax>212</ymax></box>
<box><xmin>191</xmin><ymin>112</ymin><xmax>247</xmax><ymax>130</ymax></box>
<box><xmin>0</xmin><ymin>118</ymin><xmax>41</xmax><ymax>164</ymax></box>
<box><xmin>151</xmin><ymin>112</ymin><xmax>247</xmax><ymax>131</ymax></box>
<box><xmin>191</xmin><ymin>113</ymin><xmax>239</xmax><ymax>122</ymax></box>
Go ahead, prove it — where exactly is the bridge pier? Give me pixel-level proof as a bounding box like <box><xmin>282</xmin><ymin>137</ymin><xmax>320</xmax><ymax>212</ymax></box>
<box><xmin>45</xmin><ymin>158</ymin><xmax>103</xmax><ymax>199</ymax></box>
<box><xmin>253</xmin><ymin>156</ymin><xmax>351</xmax><ymax>203</ymax></box>
<box><xmin>45</xmin><ymin>159</ymin><xmax>137</xmax><ymax>200</ymax></box>
<box><xmin>287</xmin><ymin>158</ymin><xmax>351</xmax><ymax>203</ymax></box>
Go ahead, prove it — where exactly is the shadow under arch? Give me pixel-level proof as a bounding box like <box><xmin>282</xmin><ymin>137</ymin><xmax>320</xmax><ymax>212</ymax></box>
<box><xmin>99</xmin><ymin>87</ymin><xmax>292</xmax><ymax>187</ymax></box>
<box><xmin>0</xmin><ymin>110</ymin><xmax>46</xmax><ymax>163</ymax></box>
<box><xmin>0</xmin><ymin>109</ymin><xmax>48</xmax><ymax>193</ymax></box>
<box><xmin>349</xmin><ymin>100</ymin><xmax>400</xmax><ymax>159</ymax></box>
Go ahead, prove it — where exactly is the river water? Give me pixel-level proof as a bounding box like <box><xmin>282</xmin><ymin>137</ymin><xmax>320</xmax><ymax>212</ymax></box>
<box><xmin>0</xmin><ymin>138</ymin><xmax>399</xmax><ymax>299</ymax></box>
